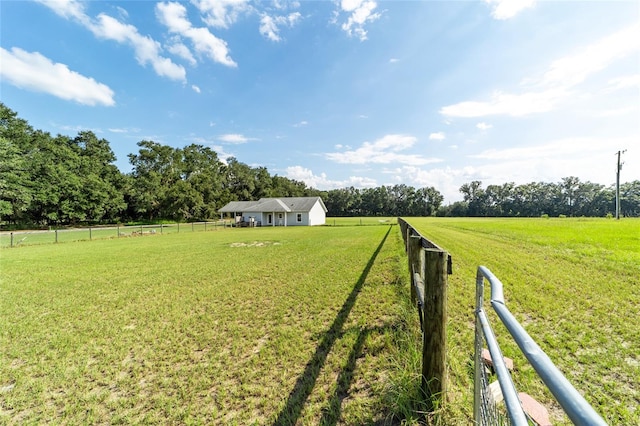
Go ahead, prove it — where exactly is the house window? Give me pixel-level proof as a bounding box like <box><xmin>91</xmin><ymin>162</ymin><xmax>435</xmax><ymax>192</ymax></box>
<box><xmin>297</xmin><ymin>213</ymin><xmax>302</xmax><ymax>222</ymax></box>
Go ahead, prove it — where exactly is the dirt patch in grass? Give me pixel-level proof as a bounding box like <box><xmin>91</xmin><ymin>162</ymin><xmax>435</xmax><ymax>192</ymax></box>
<box><xmin>230</xmin><ymin>241</ymin><xmax>281</xmax><ymax>247</ymax></box>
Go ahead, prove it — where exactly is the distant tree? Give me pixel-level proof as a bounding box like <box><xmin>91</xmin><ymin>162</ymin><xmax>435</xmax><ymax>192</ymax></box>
<box><xmin>0</xmin><ymin>104</ymin><xmax>34</xmax><ymax>224</ymax></box>
<box><xmin>180</xmin><ymin>144</ymin><xmax>227</xmax><ymax>219</ymax></box>
<box><xmin>270</xmin><ymin>175</ymin><xmax>311</xmax><ymax>197</ymax></box>
<box><xmin>620</xmin><ymin>180</ymin><xmax>640</xmax><ymax>217</ymax></box>
<box><xmin>72</xmin><ymin>131</ymin><xmax>126</xmax><ymax>222</ymax></box>
<box><xmin>460</xmin><ymin>181</ymin><xmax>487</xmax><ymax>216</ymax></box>
<box><xmin>128</xmin><ymin>140</ymin><xmax>182</xmax><ymax>220</ymax></box>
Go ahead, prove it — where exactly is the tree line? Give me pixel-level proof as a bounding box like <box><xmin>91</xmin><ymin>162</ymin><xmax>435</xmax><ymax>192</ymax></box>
<box><xmin>0</xmin><ymin>103</ymin><xmax>444</xmax><ymax>226</ymax></box>
<box><xmin>438</xmin><ymin>178</ymin><xmax>639</xmax><ymax>218</ymax></box>
<box><xmin>1</xmin><ymin>103</ymin><xmax>638</xmax><ymax>227</ymax></box>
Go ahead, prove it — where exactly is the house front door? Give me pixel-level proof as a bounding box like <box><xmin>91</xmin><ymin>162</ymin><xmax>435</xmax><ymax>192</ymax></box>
<box><xmin>268</xmin><ymin>214</ymin><xmax>272</xmax><ymax>225</ymax></box>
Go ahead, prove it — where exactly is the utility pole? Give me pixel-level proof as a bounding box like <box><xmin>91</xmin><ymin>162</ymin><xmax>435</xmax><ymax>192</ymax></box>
<box><xmin>615</xmin><ymin>149</ymin><xmax>626</xmax><ymax>220</ymax></box>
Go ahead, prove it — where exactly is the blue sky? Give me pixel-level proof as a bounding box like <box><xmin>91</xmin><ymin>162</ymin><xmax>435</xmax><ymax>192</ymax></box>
<box><xmin>1</xmin><ymin>0</ymin><xmax>639</xmax><ymax>202</ymax></box>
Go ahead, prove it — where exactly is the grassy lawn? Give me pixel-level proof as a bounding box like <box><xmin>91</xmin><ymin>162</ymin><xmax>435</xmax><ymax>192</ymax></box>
<box><xmin>3</xmin><ymin>217</ymin><xmax>636</xmax><ymax>424</ymax></box>
<box><xmin>404</xmin><ymin>217</ymin><xmax>640</xmax><ymax>425</ymax></box>
<box><xmin>0</xmin><ymin>222</ymin><xmax>231</xmax><ymax>248</ymax></box>
<box><xmin>0</xmin><ymin>224</ymin><xmax>421</xmax><ymax>425</ymax></box>
<box><xmin>0</xmin><ymin>218</ymin><xmax>392</xmax><ymax>248</ymax></box>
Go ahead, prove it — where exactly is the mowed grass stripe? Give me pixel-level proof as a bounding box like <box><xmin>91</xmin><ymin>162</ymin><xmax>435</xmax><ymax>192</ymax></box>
<box><xmin>0</xmin><ymin>225</ymin><xmax>415</xmax><ymax>425</ymax></box>
<box><xmin>405</xmin><ymin>217</ymin><xmax>640</xmax><ymax>425</ymax></box>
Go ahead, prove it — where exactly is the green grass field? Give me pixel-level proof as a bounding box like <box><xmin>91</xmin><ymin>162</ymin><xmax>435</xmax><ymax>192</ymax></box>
<box><xmin>0</xmin><ymin>218</ymin><xmax>395</xmax><ymax>248</ymax></box>
<box><xmin>0</xmin><ymin>223</ymin><xmax>423</xmax><ymax>425</ymax></box>
<box><xmin>0</xmin><ymin>221</ymin><xmax>232</xmax><ymax>248</ymax></box>
<box><xmin>1</xmin><ymin>217</ymin><xmax>638</xmax><ymax>425</ymax></box>
<box><xmin>405</xmin><ymin>217</ymin><xmax>639</xmax><ymax>425</ymax></box>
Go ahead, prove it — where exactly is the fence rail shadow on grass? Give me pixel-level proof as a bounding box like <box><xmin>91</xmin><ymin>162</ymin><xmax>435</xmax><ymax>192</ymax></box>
<box><xmin>272</xmin><ymin>225</ymin><xmax>392</xmax><ymax>426</ymax></box>
<box><xmin>0</xmin><ymin>221</ymin><xmax>232</xmax><ymax>248</ymax></box>
<box><xmin>397</xmin><ymin>218</ymin><xmax>452</xmax><ymax>413</ymax></box>
<box><xmin>474</xmin><ymin>266</ymin><xmax>607</xmax><ymax>426</ymax></box>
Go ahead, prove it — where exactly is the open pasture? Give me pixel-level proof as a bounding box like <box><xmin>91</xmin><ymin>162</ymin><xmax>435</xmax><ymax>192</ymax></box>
<box><xmin>0</xmin><ymin>224</ymin><xmax>417</xmax><ymax>425</ymax></box>
<box><xmin>407</xmin><ymin>217</ymin><xmax>639</xmax><ymax>425</ymax></box>
<box><xmin>0</xmin><ymin>221</ymin><xmax>231</xmax><ymax>248</ymax></box>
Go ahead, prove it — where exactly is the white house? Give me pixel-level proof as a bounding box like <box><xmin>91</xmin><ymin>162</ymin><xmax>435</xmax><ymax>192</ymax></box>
<box><xmin>218</xmin><ymin>197</ymin><xmax>328</xmax><ymax>226</ymax></box>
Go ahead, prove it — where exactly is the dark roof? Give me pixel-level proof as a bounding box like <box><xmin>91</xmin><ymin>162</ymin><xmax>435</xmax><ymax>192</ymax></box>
<box><xmin>218</xmin><ymin>197</ymin><xmax>327</xmax><ymax>213</ymax></box>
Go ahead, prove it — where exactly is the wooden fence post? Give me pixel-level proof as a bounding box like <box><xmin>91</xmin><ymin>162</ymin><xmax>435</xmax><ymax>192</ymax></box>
<box><xmin>407</xmin><ymin>232</ymin><xmax>422</xmax><ymax>305</ymax></box>
<box><xmin>10</xmin><ymin>232</ymin><xmax>14</xmax><ymax>248</ymax></box>
<box><xmin>422</xmin><ymin>248</ymin><xmax>448</xmax><ymax>410</ymax></box>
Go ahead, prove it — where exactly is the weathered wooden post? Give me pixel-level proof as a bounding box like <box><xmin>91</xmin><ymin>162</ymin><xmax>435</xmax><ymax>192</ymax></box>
<box><xmin>55</xmin><ymin>229</ymin><xmax>58</xmax><ymax>243</ymax></box>
<box><xmin>160</xmin><ymin>224</ymin><xmax>163</xmax><ymax>234</ymax></box>
<box><xmin>422</xmin><ymin>248</ymin><xmax>448</xmax><ymax>410</ymax></box>
<box><xmin>89</xmin><ymin>227</ymin><xmax>92</xmax><ymax>240</ymax></box>
<box><xmin>10</xmin><ymin>232</ymin><xmax>14</xmax><ymax>248</ymax></box>
<box><xmin>177</xmin><ymin>222</ymin><xmax>180</xmax><ymax>233</ymax></box>
<box><xmin>407</xmin><ymin>232</ymin><xmax>423</xmax><ymax>305</ymax></box>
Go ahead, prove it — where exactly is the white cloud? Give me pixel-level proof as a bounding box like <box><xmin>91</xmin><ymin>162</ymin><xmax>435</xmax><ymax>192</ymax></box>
<box><xmin>35</xmin><ymin>0</ymin><xmax>89</xmax><ymax>23</ymax></box>
<box><xmin>191</xmin><ymin>0</ymin><xmax>251</xmax><ymax>29</ymax></box>
<box><xmin>389</xmin><ymin>58</ymin><xmax>399</xmax><ymax>63</ymax></box>
<box><xmin>604</xmin><ymin>74</ymin><xmax>640</xmax><ymax>93</ymax></box>
<box><xmin>387</xmin><ymin>165</ymin><xmax>473</xmax><ymax>202</ymax></box>
<box><xmin>293</xmin><ymin>120</ymin><xmax>308</xmax><ymax>127</ymax></box>
<box><xmin>540</xmin><ymin>25</ymin><xmax>640</xmax><ymax>88</ymax></box>
<box><xmin>476</xmin><ymin>122</ymin><xmax>493</xmax><ymax>130</ymax></box>
<box><xmin>218</xmin><ymin>133</ymin><xmax>256</xmax><ymax>144</ymax></box>
<box><xmin>429</xmin><ymin>132</ymin><xmax>445</xmax><ymax>141</ymax></box>
<box><xmin>484</xmin><ymin>0</ymin><xmax>536</xmax><ymax>20</ymax></box>
<box><xmin>0</xmin><ymin>47</ymin><xmax>115</xmax><ymax>106</ymax></box>
<box><xmin>596</xmin><ymin>106</ymin><xmax>637</xmax><ymax>117</ymax></box>
<box><xmin>326</xmin><ymin>134</ymin><xmax>442</xmax><ymax>166</ymax></box>
<box><xmin>377</xmin><ymin>135</ymin><xmax>640</xmax><ymax>203</ymax></box>
<box><xmin>167</xmin><ymin>40</ymin><xmax>197</xmax><ymax>66</ymax></box>
<box><xmin>335</xmin><ymin>0</ymin><xmax>381</xmax><ymax>41</ymax></box>
<box><xmin>108</xmin><ymin>127</ymin><xmax>140</xmax><ymax>133</ymax></box>
<box><xmin>469</xmin><ymin>137</ymin><xmax>607</xmax><ymax>161</ymax></box>
<box><xmin>441</xmin><ymin>88</ymin><xmax>568</xmax><ymax>117</ymax></box>
<box><xmin>37</xmin><ymin>0</ymin><xmax>186</xmax><ymax>81</ymax></box>
<box><xmin>441</xmin><ymin>24</ymin><xmax>640</xmax><ymax>118</ymax></box>
<box><xmin>156</xmin><ymin>2</ymin><xmax>237</xmax><ymax>68</ymax></box>
<box><xmin>210</xmin><ymin>144</ymin><xmax>234</xmax><ymax>163</ymax></box>
<box><xmin>464</xmin><ymin>136</ymin><xmax>640</xmax><ymax>189</ymax></box>
<box><xmin>191</xmin><ymin>85</ymin><xmax>201</xmax><ymax>93</ymax></box>
<box><xmin>259</xmin><ymin>12</ymin><xmax>301</xmax><ymax>42</ymax></box>
<box><xmin>285</xmin><ymin>166</ymin><xmax>376</xmax><ymax>190</ymax></box>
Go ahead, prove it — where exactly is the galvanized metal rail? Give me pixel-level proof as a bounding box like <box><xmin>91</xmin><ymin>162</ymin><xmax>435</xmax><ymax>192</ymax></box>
<box><xmin>474</xmin><ymin>266</ymin><xmax>608</xmax><ymax>425</ymax></box>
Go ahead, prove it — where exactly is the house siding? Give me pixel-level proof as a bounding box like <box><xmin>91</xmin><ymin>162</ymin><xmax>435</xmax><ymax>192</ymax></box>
<box><xmin>219</xmin><ymin>197</ymin><xmax>326</xmax><ymax>226</ymax></box>
<box><xmin>308</xmin><ymin>201</ymin><xmax>326</xmax><ymax>226</ymax></box>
